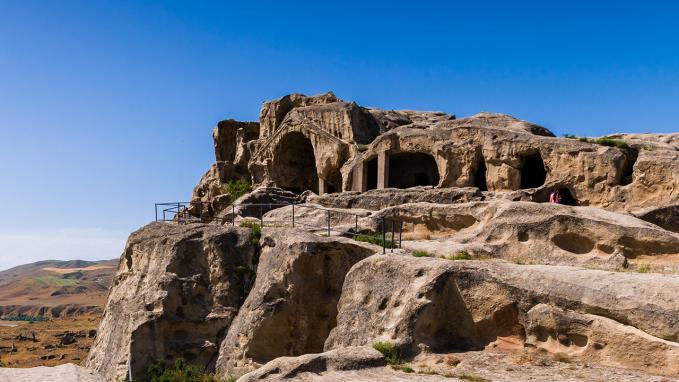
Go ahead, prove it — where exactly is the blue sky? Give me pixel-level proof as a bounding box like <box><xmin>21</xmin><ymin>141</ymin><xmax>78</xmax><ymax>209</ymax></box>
<box><xmin>1</xmin><ymin>1</ymin><xmax>678</xmax><ymax>269</ymax></box>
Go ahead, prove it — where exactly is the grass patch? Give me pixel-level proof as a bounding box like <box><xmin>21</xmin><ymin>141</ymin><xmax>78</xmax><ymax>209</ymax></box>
<box><xmin>636</xmin><ymin>263</ymin><xmax>651</xmax><ymax>273</ymax></box>
<box><xmin>354</xmin><ymin>234</ymin><xmax>396</xmax><ymax>249</ymax></box>
<box><xmin>458</xmin><ymin>373</ymin><xmax>491</xmax><ymax>382</ymax></box>
<box><xmin>34</xmin><ymin>276</ymin><xmax>79</xmax><ymax>287</ymax></box>
<box><xmin>412</xmin><ymin>250</ymin><xmax>434</xmax><ymax>258</ymax></box>
<box><xmin>239</xmin><ymin>221</ymin><xmax>262</xmax><ymax>246</ymax></box>
<box><xmin>391</xmin><ymin>364</ymin><xmax>414</xmax><ymax>373</ymax></box>
<box><xmin>563</xmin><ymin>134</ymin><xmax>629</xmax><ymax>149</ymax></box>
<box><xmin>446</xmin><ymin>250</ymin><xmax>472</xmax><ymax>260</ymax></box>
<box><xmin>372</xmin><ymin>341</ymin><xmax>400</xmax><ymax>365</ymax></box>
<box><xmin>220</xmin><ymin>178</ymin><xmax>251</xmax><ymax>203</ymax></box>
<box><xmin>147</xmin><ymin>358</ymin><xmax>224</xmax><ymax>382</ymax></box>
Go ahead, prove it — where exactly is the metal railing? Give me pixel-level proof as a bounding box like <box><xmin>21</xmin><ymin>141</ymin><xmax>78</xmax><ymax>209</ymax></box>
<box><xmin>155</xmin><ymin>201</ymin><xmax>403</xmax><ymax>253</ymax></box>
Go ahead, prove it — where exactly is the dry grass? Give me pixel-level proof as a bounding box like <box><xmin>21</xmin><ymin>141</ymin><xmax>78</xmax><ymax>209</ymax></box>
<box><xmin>0</xmin><ymin>314</ymin><xmax>100</xmax><ymax>368</ymax></box>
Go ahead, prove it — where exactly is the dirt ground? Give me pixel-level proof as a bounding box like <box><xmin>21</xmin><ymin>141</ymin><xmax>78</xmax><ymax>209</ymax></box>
<box><xmin>0</xmin><ymin>314</ymin><xmax>100</xmax><ymax>368</ymax></box>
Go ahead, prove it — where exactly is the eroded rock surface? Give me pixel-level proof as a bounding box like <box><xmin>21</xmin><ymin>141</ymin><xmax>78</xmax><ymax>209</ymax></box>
<box><xmin>325</xmin><ymin>255</ymin><xmax>679</xmax><ymax>374</ymax></box>
<box><xmin>192</xmin><ymin>91</ymin><xmax>679</xmax><ymax>215</ymax></box>
<box><xmin>216</xmin><ymin>230</ymin><xmax>376</xmax><ymax>378</ymax></box>
<box><xmin>87</xmin><ymin>222</ymin><xmax>256</xmax><ymax>381</ymax></box>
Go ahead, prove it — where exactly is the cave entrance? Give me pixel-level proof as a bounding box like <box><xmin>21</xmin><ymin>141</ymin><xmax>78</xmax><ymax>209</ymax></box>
<box><xmin>557</xmin><ymin>188</ymin><xmax>578</xmax><ymax>206</ymax></box>
<box><xmin>365</xmin><ymin>157</ymin><xmax>378</xmax><ymax>191</ymax></box>
<box><xmin>324</xmin><ymin>169</ymin><xmax>342</xmax><ymax>194</ymax></box>
<box><xmin>388</xmin><ymin>152</ymin><xmax>440</xmax><ymax>188</ymax></box>
<box><xmin>273</xmin><ymin>132</ymin><xmax>319</xmax><ymax>194</ymax></box>
<box><xmin>473</xmin><ymin>155</ymin><xmax>488</xmax><ymax>191</ymax></box>
<box><xmin>519</xmin><ymin>152</ymin><xmax>547</xmax><ymax>189</ymax></box>
<box><xmin>620</xmin><ymin>147</ymin><xmax>638</xmax><ymax>186</ymax></box>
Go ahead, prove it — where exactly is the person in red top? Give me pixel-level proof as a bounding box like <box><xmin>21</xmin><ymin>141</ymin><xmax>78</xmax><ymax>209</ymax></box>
<box><xmin>549</xmin><ymin>189</ymin><xmax>562</xmax><ymax>204</ymax></box>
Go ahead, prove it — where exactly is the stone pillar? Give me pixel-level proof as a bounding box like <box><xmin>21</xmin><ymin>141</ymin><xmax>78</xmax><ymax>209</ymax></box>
<box><xmin>318</xmin><ymin>177</ymin><xmax>327</xmax><ymax>195</ymax></box>
<box><xmin>377</xmin><ymin>151</ymin><xmax>389</xmax><ymax>189</ymax></box>
<box><xmin>352</xmin><ymin>162</ymin><xmax>367</xmax><ymax>192</ymax></box>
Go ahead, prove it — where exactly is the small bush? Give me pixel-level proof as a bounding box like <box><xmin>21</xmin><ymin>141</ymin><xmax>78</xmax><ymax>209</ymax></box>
<box><xmin>221</xmin><ymin>179</ymin><xmax>251</xmax><ymax>203</ymax></box>
<box><xmin>392</xmin><ymin>364</ymin><xmax>414</xmax><ymax>373</ymax></box>
<box><xmin>592</xmin><ymin>138</ymin><xmax>628</xmax><ymax>149</ymax></box>
<box><xmin>353</xmin><ymin>234</ymin><xmax>396</xmax><ymax>249</ymax></box>
<box><xmin>637</xmin><ymin>263</ymin><xmax>650</xmax><ymax>273</ymax></box>
<box><xmin>240</xmin><ymin>221</ymin><xmax>262</xmax><ymax>246</ymax></box>
<box><xmin>563</xmin><ymin>134</ymin><xmax>578</xmax><ymax>139</ymax></box>
<box><xmin>147</xmin><ymin>358</ymin><xmax>220</xmax><ymax>382</ymax></box>
<box><xmin>372</xmin><ymin>341</ymin><xmax>400</xmax><ymax>365</ymax></box>
<box><xmin>412</xmin><ymin>250</ymin><xmax>434</xmax><ymax>258</ymax></box>
<box><xmin>446</xmin><ymin>250</ymin><xmax>472</xmax><ymax>260</ymax></box>
<box><xmin>458</xmin><ymin>373</ymin><xmax>491</xmax><ymax>382</ymax></box>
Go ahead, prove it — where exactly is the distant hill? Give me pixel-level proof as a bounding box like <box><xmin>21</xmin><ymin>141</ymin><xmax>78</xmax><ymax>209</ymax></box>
<box><xmin>0</xmin><ymin>259</ymin><xmax>118</xmax><ymax>318</ymax></box>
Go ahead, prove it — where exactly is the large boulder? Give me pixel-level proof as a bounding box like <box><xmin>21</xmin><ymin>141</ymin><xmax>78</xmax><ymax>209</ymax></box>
<box><xmin>87</xmin><ymin>222</ymin><xmax>256</xmax><ymax>381</ymax></box>
<box><xmin>370</xmin><ymin>200</ymin><xmax>679</xmax><ymax>270</ymax></box>
<box><xmin>216</xmin><ymin>230</ymin><xmax>376</xmax><ymax>378</ymax></box>
<box><xmin>325</xmin><ymin>255</ymin><xmax>679</xmax><ymax>374</ymax></box>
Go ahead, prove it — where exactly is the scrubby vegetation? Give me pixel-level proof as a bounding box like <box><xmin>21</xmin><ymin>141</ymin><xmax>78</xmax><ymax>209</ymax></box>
<box><xmin>239</xmin><ymin>221</ymin><xmax>262</xmax><ymax>246</ymax></box>
<box><xmin>372</xmin><ymin>341</ymin><xmax>400</xmax><ymax>365</ymax></box>
<box><xmin>221</xmin><ymin>179</ymin><xmax>251</xmax><ymax>203</ymax></box>
<box><xmin>412</xmin><ymin>250</ymin><xmax>434</xmax><ymax>257</ymax></box>
<box><xmin>563</xmin><ymin>134</ymin><xmax>629</xmax><ymax>149</ymax></box>
<box><xmin>353</xmin><ymin>234</ymin><xmax>396</xmax><ymax>248</ymax></box>
<box><xmin>147</xmin><ymin>358</ymin><xmax>231</xmax><ymax>382</ymax></box>
<box><xmin>446</xmin><ymin>250</ymin><xmax>472</xmax><ymax>260</ymax></box>
<box><xmin>457</xmin><ymin>373</ymin><xmax>491</xmax><ymax>382</ymax></box>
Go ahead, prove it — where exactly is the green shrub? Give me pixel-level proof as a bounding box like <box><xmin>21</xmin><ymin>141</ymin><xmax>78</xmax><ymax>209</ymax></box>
<box><xmin>353</xmin><ymin>234</ymin><xmax>396</xmax><ymax>249</ymax></box>
<box><xmin>591</xmin><ymin>138</ymin><xmax>628</xmax><ymax>149</ymax></box>
<box><xmin>446</xmin><ymin>250</ymin><xmax>472</xmax><ymax>260</ymax></box>
<box><xmin>412</xmin><ymin>250</ymin><xmax>434</xmax><ymax>258</ymax></box>
<box><xmin>637</xmin><ymin>263</ymin><xmax>650</xmax><ymax>273</ymax></box>
<box><xmin>372</xmin><ymin>342</ymin><xmax>400</xmax><ymax>365</ymax></box>
<box><xmin>458</xmin><ymin>373</ymin><xmax>491</xmax><ymax>382</ymax></box>
<box><xmin>240</xmin><ymin>221</ymin><xmax>262</xmax><ymax>246</ymax></box>
<box><xmin>221</xmin><ymin>179</ymin><xmax>251</xmax><ymax>203</ymax></box>
<box><xmin>147</xmin><ymin>358</ymin><xmax>220</xmax><ymax>382</ymax></box>
<box><xmin>562</xmin><ymin>134</ymin><xmax>578</xmax><ymax>139</ymax></box>
<box><xmin>392</xmin><ymin>364</ymin><xmax>414</xmax><ymax>373</ymax></box>
<box><xmin>575</xmin><ymin>136</ymin><xmax>629</xmax><ymax>149</ymax></box>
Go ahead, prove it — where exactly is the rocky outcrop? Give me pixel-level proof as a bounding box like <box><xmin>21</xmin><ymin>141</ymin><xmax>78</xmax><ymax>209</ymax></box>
<box><xmin>86</xmin><ymin>222</ymin><xmax>256</xmax><ymax>381</ymax></box>
<box><xmin>216</xmin><ymin>230</ymin><xmax>375</xmax><ymax>378</ymax></box>
<box><xmin>307</xmin><ymin>187</ymin><xmax>483</xmax><ymax>211</ymax></box>
<box><xmin>370</xmin><ymin>200</ymin><xmax>679</xmax><ymax>270</ymax></box>
<box><xmin>236</xmin><ymin>346</ymin><xmax>387</xmax><ymax>382</ymax></box>
<box><xmin>324</xmin><ymin>255</ymin><xmax>679</xmax><ymax>374</ymax></box>
<box><xmin>193</xmin><ymin>91</ymin><xmax>679</xmax><ymax>214</ymax></box>
<box><xmin>525</xmin><ymin>304</ymin><xmax>679</xmax><ymax>375</ymax></box>
<box><xmin>635</xmin><ymin>204</ymin><xmax>679</xmax><ymax>233</ymax></box>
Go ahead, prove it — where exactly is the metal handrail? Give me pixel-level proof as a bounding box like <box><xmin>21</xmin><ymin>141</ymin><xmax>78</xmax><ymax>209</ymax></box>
<box><xmin>154</xmin><ymin>200</ymin><xmax>403</xmax><ymax>253</ymax></box>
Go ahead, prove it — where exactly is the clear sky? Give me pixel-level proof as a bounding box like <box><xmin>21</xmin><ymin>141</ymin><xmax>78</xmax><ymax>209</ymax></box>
<box><xmin>1</xmin><ymin>1</ymin><xmax>678</xmax><ymax>269</ymax></box>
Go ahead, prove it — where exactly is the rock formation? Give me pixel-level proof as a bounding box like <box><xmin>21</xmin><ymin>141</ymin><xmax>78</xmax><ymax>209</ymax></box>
<box><xmin>87</xmin><ymin>222</ymin><xmax>256</xmax><ymax>381</ymax></box>
<box><xmin>84</xmin><ymin>92</ymin><xmax>679</xmax><ymax>381</ymax></box>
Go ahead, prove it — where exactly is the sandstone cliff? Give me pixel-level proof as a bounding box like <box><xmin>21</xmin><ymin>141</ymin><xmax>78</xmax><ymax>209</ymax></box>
<box><xmin>86</xmin><ymin>92</ymin><xmax>679</xmax><ymax>382</ymax></box>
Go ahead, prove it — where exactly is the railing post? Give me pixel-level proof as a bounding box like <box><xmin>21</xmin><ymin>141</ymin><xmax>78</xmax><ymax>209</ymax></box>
<box><xmin>155</xmin><ymin>204</ymin><xmax>158</xmax><ymax>222</ymax></box>
<box><xmin>391</xmin><ymin>219</ymin><xmax>395</xmax><ymax>253</ymax></box>
<box><xmin>292</xmin><ymin>203</ymin><xmax>295</xmax><ymax>228</ymax></box>
<box><xmin>177</xmin><ymin>202</ymin><xmax>181</xmax><ymax>224</ymax></box>
<box><xmin>399</xmin><ymin>221</ymin><xmax>403</xmax><ymax>248</ymax></box>
<box><xmin>381</xmin><ymin>217</ymin><xmax>386</xmax><ymax>254</ymax></box>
